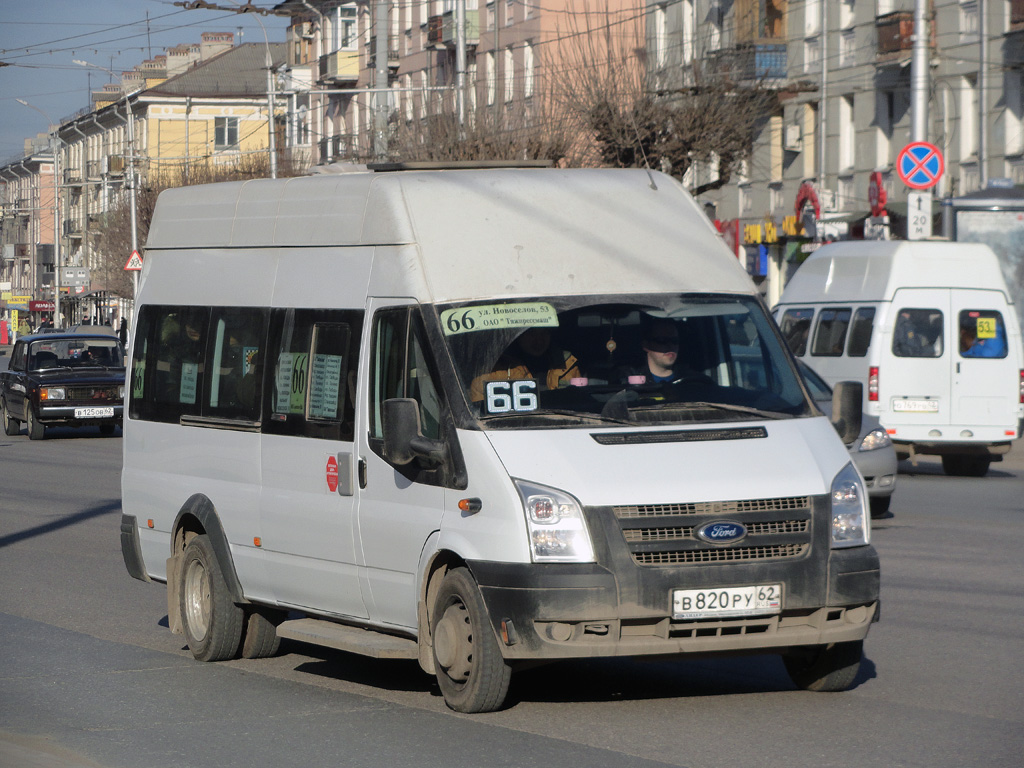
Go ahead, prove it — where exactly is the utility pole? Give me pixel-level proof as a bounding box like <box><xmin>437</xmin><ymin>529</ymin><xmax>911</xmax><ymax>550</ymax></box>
<box><xmin>374</xmin><ymin>0</ymin><xmax>390</xmax><ymax>159</ymax></box>
<box><xmin>16</xmin><ymin>99</ymin><xmax>61</xmax><ymax>329</ymax></box>
<box><xmin>978</xmin><ymin>0</ymin><xmax>988</xmax><ymax>187</ymax></box>
<box><xmin>910</xmin><ymin>0</ymin><xmax>929</xmax><ymax>142</ymax></box>
<box><xmin>817</xmin><ymin>0</ymin><xmax>827</xmax><ymax>194</ymax></box>
<box><xmin>455</xmin><ymin>0</ymin><xmax>467</xmax><ymax>127</ymax></box>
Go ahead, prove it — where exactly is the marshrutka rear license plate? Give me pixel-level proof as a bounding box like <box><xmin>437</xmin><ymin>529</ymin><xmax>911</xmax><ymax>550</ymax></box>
<box><xmin>75</xmin><ymin>407</ymin><xmax>115</xmax><ymax>418</ymax></box>
<box><xmin>672</xmin><ymin>584</ymin><xmax>782</xmax><ymax>620</ymax></box>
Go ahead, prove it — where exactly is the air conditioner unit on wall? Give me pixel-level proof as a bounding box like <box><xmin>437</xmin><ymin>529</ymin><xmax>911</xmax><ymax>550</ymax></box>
<box><xmin>784</xmin><ymin>124</ymin><xmax>802</xmax><ymax>152</ymax></box>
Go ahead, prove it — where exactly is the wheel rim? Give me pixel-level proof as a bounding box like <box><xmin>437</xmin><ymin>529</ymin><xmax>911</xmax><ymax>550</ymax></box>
<box><xmin>434</xmin><ymin>601</ymin><xmax>473</xmax><ymax>684</ymax></box>
<box><xmin>183</xmin><ymin>558</ymin><xmax>212</xmax><ymax>641</ymax></box>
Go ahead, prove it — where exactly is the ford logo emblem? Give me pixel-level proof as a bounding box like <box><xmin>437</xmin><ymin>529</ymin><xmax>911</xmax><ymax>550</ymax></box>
<box><xmin>696</xmin><ymin>521</ymin><xmax>747</xmax><ymax>544</ymax></box>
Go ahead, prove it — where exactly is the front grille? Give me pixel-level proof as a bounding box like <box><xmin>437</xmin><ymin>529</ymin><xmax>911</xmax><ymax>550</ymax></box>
<box><xmin>633</xmin><ymin>543</ymin><xmax>808</xmax><ymax>565</ymax></box>
<box><xmin>66</xmin><ymin>385</ymin><xmax>120</xmax><ymax>403</ymax></box>
<box><xmin>612</xmin><ymin>495</ymin><xmax>814</xmax><ymax>567</ymax></box>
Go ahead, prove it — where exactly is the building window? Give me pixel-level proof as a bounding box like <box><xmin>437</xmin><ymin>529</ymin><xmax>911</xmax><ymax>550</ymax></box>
<box><xmin>1006</xmin><ymin>72</ymin><xmax>1024</xmax><ymax>156</ymax></box>
<box><xmin>739</xmin><ymin>183</ymin><xmax>753</xmax><ymax>214</ymax></box>
<box><xmin>769</xmin><ymin>182</ymin><xmax>784</xmax><ymax>213</ymax></box>
<box><xmin>839</xmin><ymin>94</ymin><xmax>855</xmax><ymax>171</ymax></box>
<box><xmin>839</xmin><ymin>0</ymin><xmax>855</xmax><ymax>28</ymax></box>
<box><xmin>959</xmin><ymin>1</ymin><xmax>979</xmax><ymax>44</ymax></box>
<box><xmin>805</xmin><ymin>0</ymin><xmax>821</xmax><ymax>36</ymax></box>
<box><xmin>334</xmin><ymin>3</ymin><xmax>357</xmax><ymax>51</ymax></box>
<box><xmin>486</xmin><ymin>1</ymin><xmax>495</xmax><ymax>30</ymax></box>
<box><xmin>504</xmin><ymin>46</ymin><xmax>514</xmax><ymax>102</ymax></box>
<box><xmin>505</xmin><ymin>0</ymin><xmax>513</xmax><ymax>26</ymax></box>
<box><xmin>838</xmin><ymin>175</ymin><xmax>854</xmax><ymax>210</ymax></box>
<box><xmin>680</xmin><ymin>0</ymin><xmax>694</xmax><ymax>65</ymax></box>
<box><xmin>214</xmin><ymin>117</ymin><xmax>239</xmax><ymax>150</ymax></box>
<box><xmin>653</xmin><ymin>3</ymin><xmax>667</xmax><ymax>69</ymax></box>
<box><xmin>804</xmin><ymin>36</ymin><xmax>820</xmax><ymax>73</ymax></box>
<box><xmin>707</xmin><ymin>5</ymin><xmax>722</xmax><ymax>51</ymax></box>
<box><xmin>486</xmin><ymin>51</ymin><xmax>496</xmax><ymax>105</ymax></box>
<box><xmin>960</xmin><ymin>75</ymin><xmax>977</xmax><ymax>161</ymax></box>
<box><xmin>840</xmin><ymin>28</ymin><xmax>855</xmax><ymax>67</ymax></box>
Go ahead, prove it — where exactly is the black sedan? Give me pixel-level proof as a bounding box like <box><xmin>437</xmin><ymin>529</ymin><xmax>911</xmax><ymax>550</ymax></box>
<box><xmin>1</xmin><ymin>333</ymin><xmax>126</xmax><ymax>440</ymax></box>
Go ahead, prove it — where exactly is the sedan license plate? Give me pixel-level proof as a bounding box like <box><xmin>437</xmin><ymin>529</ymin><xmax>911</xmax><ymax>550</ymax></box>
<box><xmin>75</xmin><ymin>407</ymin><xmax>114</xmax><ymax>418</ymax></box>
<box><xmin>672</xmin><ymin>584</ymin><xmax>782</xmax><ymax>620</ymax></box>
<box><xmin>892</xmin><ymin>399</ymin><xmax>939</xmax><ymax>413</ymax></box>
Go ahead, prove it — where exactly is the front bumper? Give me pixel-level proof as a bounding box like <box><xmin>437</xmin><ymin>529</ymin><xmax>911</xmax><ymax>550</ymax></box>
<box><xmin>467</xmin><ymin>494</ymin><xmax>879</xmax><ymax>662</ymax></box>
<box><xmin>37</xmin><ymin>403</ymin><xmax>123</xmax><ymax>425</ymax></box>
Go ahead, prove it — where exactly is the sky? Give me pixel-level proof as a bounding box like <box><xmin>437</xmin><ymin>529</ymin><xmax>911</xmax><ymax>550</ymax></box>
<box><xmin>0</xmin><ymin>0</ymin><xmax>290</xmax><ymax>162</ymax></box>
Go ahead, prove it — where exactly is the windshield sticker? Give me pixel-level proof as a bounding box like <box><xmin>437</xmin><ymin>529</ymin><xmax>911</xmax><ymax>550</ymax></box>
<box><xmin>309</xmin><ymin>353</ymin><xmax>342</xmax><ymax>419</ymax></box>
<box><xmin>180</xmin><ymin>363</ymin><xmax>199</xmax><ymax>405</ymax></box>
<box><xmin>975</xmin><ymin>316</ymin><xmax>996</xmax><ymax>339</ymax></box>
<box><xmin>442</xmin><ymin>302</ymin><xmax>558</xmax><ymax>335</ymax></box>
<box><xmin>484</xmin><ymin>380</ymin><xmax>539</xmax><ymax>414</ymax></box>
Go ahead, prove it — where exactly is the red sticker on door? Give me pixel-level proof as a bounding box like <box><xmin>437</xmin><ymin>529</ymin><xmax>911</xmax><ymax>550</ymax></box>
<box><xmin>326</xmin><ymin>455</ymin><xmax>338</xmax><ymax>493</ymax></box>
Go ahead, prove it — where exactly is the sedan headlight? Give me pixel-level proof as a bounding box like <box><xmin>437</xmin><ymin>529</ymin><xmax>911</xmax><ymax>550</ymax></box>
<box><xmin>858</xmin><ymin>427</ymin><xmax>892</xmax><ymax>452</ymax></box>
<box><xmin>513</xmin><ymin>479</ymin><xmax>595</xmax><ymax>563</ymax></box>
<box><xmin>831</xmin><ymin>462</ymin><xmax>870</xmax><ymax>548</ymax></box>
<box><xmin>40</xmin><ymin>387</ymin><xmax>66</xmax><ymax>401</ymax></box>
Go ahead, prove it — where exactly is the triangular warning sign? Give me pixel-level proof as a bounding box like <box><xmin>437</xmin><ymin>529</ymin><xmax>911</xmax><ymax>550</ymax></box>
<box><xmin>124</xmin><ymin>250</ymin><xmax>144</xmax><ymax>271</ymax></box>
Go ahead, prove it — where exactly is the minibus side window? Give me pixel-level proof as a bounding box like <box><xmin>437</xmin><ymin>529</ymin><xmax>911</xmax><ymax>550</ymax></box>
<box><xmin>130</xmin><ymin>305</ymin><xmax>209</xmax><ymax>423</ymax></box>
<box><xmin>811</xmin><ymin>308</ymin><xmax>851</xmax><ymax>357</ymax></box>
<box><xmin>779</xmin><ymin>308</ymin><xmax>814</xmax><ymax>356</ymax></box>
<box><xmin>959</xmin><ymin>310</ymin><xmax>1008</xmax><ymax>358</ymax></box>
<box><xmin>846</xmin><ymin>307</ymin><xmax>875</xmax><ymax>357</ymax></box>
<box><xmin>207</xmin><ymin>307</ymin><xmax>268</xmax><ymax>421</ymax></box>
<box><xmin>892</xmin><ymin>308</ymin><xmax>943</xmax><ymax>358</ymax></box>
<box><xmin>264</xmin><ymin>308</ymin><xmax>362</xmax><ymax>441</ymax></box>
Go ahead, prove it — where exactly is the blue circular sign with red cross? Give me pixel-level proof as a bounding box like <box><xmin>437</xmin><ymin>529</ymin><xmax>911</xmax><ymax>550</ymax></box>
<box><xmin>897</xmin><ymin>141</ymin><xmax>944</xmax><ymax>190</ymax></box>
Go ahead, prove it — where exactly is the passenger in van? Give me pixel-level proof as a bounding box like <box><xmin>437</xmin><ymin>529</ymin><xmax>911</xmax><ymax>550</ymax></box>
<box><xmin>960</xmin><ymin>320</ymin><xmax>1007</xmax><ymax>358</ymax></box>
<box><xmin>469</xmin><ymin>327</ymin><xmax>580</xmax><ymax>402</ymax></box>
<box><xmin>893</xmin><ymin>310</ymin><xmax>942</xmax><ymax>358</ymax></box>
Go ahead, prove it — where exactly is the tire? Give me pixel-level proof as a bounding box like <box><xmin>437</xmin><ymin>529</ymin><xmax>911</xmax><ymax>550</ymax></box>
<box><xmin>240</xmin><ymin>608</ymin><xmax>282</xmax><ymax>660</ymax></box>
<box><xmin>431</xmin><ymin>567</ymin><xmax>512</xmax><ymax>713</ymax></box>
<box><xmin>179</xmin><ymin>534</ymin><xmax>244</xmax><ymax>662</ymax></box>
<box><xmin>26</xmin><ymin>408</ymin><xmax>45</xmax><ymax>440</ymax></box>
<box><xmin>2</xmin><ymin>399</ymin><xmax>20</xmax><ymax>436</ymax></box>
<box><xmin>941</xmin><ymin>455</ymin><xmax>991</xmax><ymax>477</ymax></box>
<box><xmin>98</xmin><ymin>423</ymin><xmax>116</xmax><ymax>436</ymax></box>
<box><xmin>869</xmin><ymin>495</ymin><xmax>891</xmax><ymax>519</ymax></box>
<box><xmin>784</xmin><ymin>640</ymin><xmax>863</xmax><ymax>692</ymax></box>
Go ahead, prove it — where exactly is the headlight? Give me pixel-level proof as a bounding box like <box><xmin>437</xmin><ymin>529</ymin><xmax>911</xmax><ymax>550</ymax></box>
<box><xmin>858</xmin><ymin>427</ymin><xmax>892</xmax><ymax>452</ymax></box>
<box><xmin>513</xmin><ymin>479</ymin><xmax>595</xmax><ymax>563</ymax></box>
<box><xmin>831</xmin><ymin>462</ymin><xmax>870</xmax><ymax>548</ymax></box>
<box><xmin>40</xmin><ymin>387</ymin><xmax>66</xmax><ymax>401</ymax></box>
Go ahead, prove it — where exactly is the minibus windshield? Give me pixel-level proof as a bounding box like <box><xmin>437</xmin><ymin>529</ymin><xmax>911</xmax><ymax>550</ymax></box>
<box><xmin>437</xmin><ymin>294</ymin><xmax>811</xmax><ymax>429</ymax></box>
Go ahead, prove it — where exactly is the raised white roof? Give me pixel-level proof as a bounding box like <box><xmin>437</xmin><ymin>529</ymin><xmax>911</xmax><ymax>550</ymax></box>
<box><xmin>776</xmin><ymin>240</ymin><xmax>1012</xmax><ymax>305</ymax></box>
<box><xmin>145</xmin><ymin>167</ymin><xmax>755</xmax><ymax>303</ymax></box>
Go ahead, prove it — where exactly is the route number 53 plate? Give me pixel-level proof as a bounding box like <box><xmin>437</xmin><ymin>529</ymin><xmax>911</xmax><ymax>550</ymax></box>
<box><xmin>672</xmin><ymin>584</ymin><xmax>782</xmax><ymax>620</ymax></box>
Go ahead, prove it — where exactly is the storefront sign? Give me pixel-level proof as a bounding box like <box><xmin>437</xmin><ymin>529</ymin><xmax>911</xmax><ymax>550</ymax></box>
<box><xmin>8</xmin><ymin>294</ymin><xmax>31</xmax><ymax>310</ymax></box>
<box><xmin>30</xmin><ymin>300</ymin><xmax>55</xmax><ymax>312</ymax></box>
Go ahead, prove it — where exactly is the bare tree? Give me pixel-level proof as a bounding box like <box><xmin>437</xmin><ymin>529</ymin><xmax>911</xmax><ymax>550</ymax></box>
<box><xmin>546</xmin><ymin>3</ymin><xmax>778</xmax><ymax>195</ymax></box>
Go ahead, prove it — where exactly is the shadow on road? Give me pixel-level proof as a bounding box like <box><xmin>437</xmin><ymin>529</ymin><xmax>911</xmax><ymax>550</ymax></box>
<box><xmin>0</xmin><ymin>499</ymin><xmax>121</xmax><ymax>549</ymax></box>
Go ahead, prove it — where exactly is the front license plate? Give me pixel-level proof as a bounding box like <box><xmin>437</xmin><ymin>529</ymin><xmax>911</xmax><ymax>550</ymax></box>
<box><xmin>892</xmin><ymin>399</ymin><xmax>939</xmax><ymax>413</ymax></box>
<box><xmin>75</xmin><ymin>407</ymin><xmax>115</xmax><ymax>418</ymax></box>
<box><xmin>672</xmin><ymin>584</ymin><xmax>782</xmax><ymax>620</ymax></box>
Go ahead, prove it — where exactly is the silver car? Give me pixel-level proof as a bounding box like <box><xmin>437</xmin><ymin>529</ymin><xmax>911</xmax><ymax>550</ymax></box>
<box><xmin>798</xmin><ymin>360</ymin><xmax>897</xmax><ymax>518</ymax></box>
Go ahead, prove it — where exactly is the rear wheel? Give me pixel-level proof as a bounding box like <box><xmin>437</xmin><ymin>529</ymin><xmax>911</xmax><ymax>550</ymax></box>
<box><xmin>2</xmin><ymin>399</ymin><xmax>20</xmax><ymax>436</ymax></box>
<box><xmin>26</xmin><ymin>408</ymin><xmax>45</xmax><ymax>440</ymax></box>
<box><xmin>431</xmin><ymin>567</ymin><xmax>512</xmax><ymax>713</ymax></box>
<box><xmin>941</xmin><ymin>455</ymin><xmax>991</xmax><ymax>477</ymax></box>
<box><xmin>179</xmin><ymin>534</ymin><xmax>244</xmax><ymax>662</ymax></box>
<box><xmin>784</xmin><ymin>640</ymin><xmax>863</xmax><ymax>692</ymax></box>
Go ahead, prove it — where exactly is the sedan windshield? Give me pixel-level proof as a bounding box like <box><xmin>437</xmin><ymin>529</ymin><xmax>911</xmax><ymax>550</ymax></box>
<box><xmin>28</xmin><ymin>337</ymin><xmax>126</xmax><ymax>370</ymax></box>
<box><xmin>437</xmin><ymin>294</ymin><xmax>811</xmax><ymax>429</ymax></box>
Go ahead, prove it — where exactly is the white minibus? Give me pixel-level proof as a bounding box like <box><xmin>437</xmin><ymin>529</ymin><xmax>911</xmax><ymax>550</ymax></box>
<box><xmin>120</xmin><ymin>165</ymin><xmax>879</xmax><ymax>712</ymax></box>
<box><xmin>775</xmin><ymin>240</ymin><xmax>1024</xmax><ymax>476</ymax></box>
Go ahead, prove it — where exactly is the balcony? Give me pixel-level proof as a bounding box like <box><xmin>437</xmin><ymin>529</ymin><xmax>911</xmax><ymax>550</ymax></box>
<box><xmin>63</xmin><ymin>167</ymin><xmax>83</xmax><ymax>184</ymax></box>
<box><xmin>876</xmin><ymin>11</ymin><xmax>933</xmax><ymax>60</ymax></box>
<box><xmin>427</xmin><ymin>11</ymin><xmax>479</xmax><ymax>50</ymax></box>
<box><xmin>318</xmin><ymin>49</ymin><xmax>359</xmax><ymax>84</ymax></box>
<box><xmin>1012</xmin><ymin>0</ymin><xmax>1024</xmax><ymax>31</ymax></box>
<box><xmin>63</xmin><ymin>218</ymin><xmax>82</xmax><ymax>238</ymax></box>
<box><xmin>706</xmin><ymin>43</ymin><xmax>787</xmax><ymax>84</ymax></box>
<box><xmin>368</xmin><ymin>37</ymin><xmax>400</xmax><ymax>71</ymax></box>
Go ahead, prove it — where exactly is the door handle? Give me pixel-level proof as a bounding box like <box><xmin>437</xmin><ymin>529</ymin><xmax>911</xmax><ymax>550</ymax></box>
<box><xmin>358</xmin><ymin>457</ymin><xmax>367</xmax><ymax>489</ymax></box>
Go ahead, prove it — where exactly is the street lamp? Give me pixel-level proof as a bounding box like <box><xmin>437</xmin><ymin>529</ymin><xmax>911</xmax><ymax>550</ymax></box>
<box><xmin>15</xmin><ymin>99</ymin><xmax>62</xmax><ymax>329</ymax></box>
<box><xmin>73</xmin><ymin>59</ymin><xmax>141</xmax><ymax>312</ymax></box>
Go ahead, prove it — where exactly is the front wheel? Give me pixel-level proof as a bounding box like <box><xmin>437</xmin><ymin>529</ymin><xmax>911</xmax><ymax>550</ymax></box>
<box><xmin>784</xmin><ymin>640</ymin><xmax>863</xmax><ymax>692</ymax></box>
<box><xmin>869</xmin><ymin>496</ymin><xmax>891</xmax><ymax>518</ymax></box>
<box><xmin>26</xmin><ymin>408</ymin><xmax>44</xmax><ymax>440</ymax></box>
<box><xmin>431</xmin><ymin>567</ymin><xmax>512</xmax><ymax>713</ymax></box>
<box><xmin>179</xmin><ymin>534</ymin><xmax>244</xmax><ymax>662</ymax></box>
<box><xmin>2</xmin><ymin>399</ymin><xmax>20</xmax><ymax>436</ymax></box>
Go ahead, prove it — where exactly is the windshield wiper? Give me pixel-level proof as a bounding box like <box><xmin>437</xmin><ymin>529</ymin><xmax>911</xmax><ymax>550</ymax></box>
<box><xmin>638</xmin><ymin>402</ymin><xmax>793</xmax><ymax>420</ymax></box>
<box><xmin>479</xmin><ymin>409</ymin><xmax>634</xmax><ymax>425</ymax></box>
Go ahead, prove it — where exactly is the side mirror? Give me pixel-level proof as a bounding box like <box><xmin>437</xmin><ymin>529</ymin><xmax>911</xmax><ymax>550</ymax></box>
<box><xmin>831</xmin><ymin>381</ymin><xmax>863</xmax><ymax>444</ymax></box>
<box><xmin>383</xmin><ymin>398</ymin><xmax>446</xmax><ymax>467</ymax></box>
